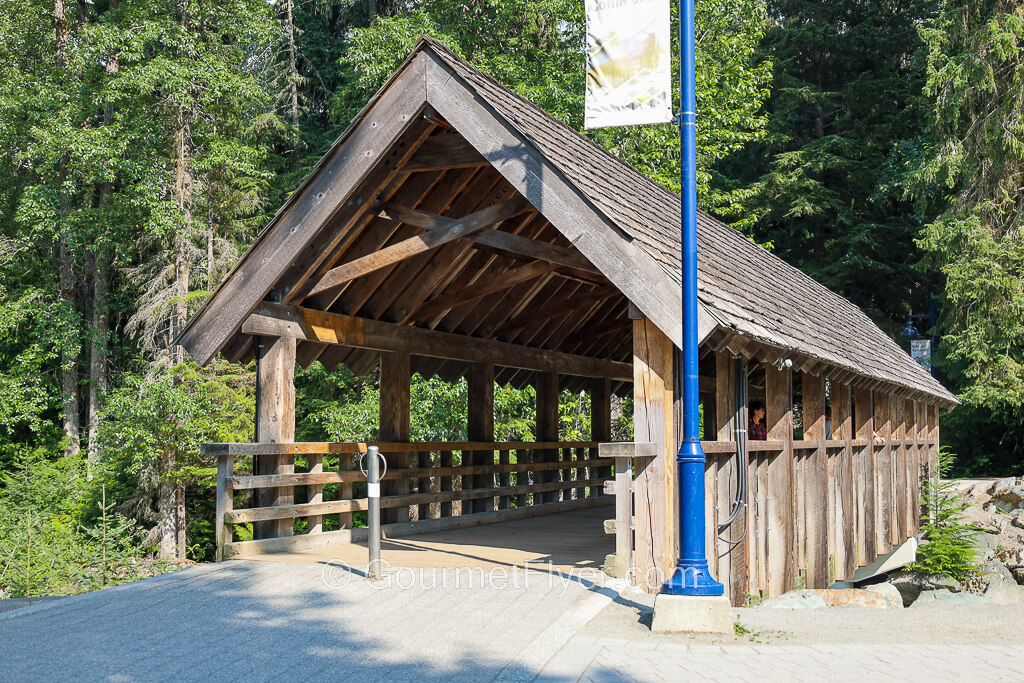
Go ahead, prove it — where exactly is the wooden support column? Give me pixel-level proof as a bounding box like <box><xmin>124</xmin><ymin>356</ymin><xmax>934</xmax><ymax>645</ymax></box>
<box><xmin>591</xmin><ymin>377</ymin><xmax>613</xmax><ymax>493</ymax></box>
<box><xmin>632</xmin><ymin>317</ymin><xmax>676</xmax><ymax>594</ymax></box>
<box><xmin>536</xmin><ymin>370</ymin><xmax>559</xmax><ymax>505</ymax></box>
<box><xmin>832</xmin><ymin>383</ymin><xmax>854</xmax><ymax>579</ymax></box>
<box><xmin>380</xmin><ymin>351</ymin><xmax>411</xmax><ymax>524</ymax></box>
<box><xmin>910</xmin><ymin>399</ymin><xmax>922</xmax><ymax>536</ymax></box>
<box><xmin>873</xmin><ymin>391</ymin><xmax>892</xmax><ymax>554</ymax></box>
<box><xmin>895</xmin><ymin>398</ymin><xmax>909</xmax><ymax>543</ymax></box>
<box><xmin>255</xmin><ymin>335</ymin><xmax>296</xmax><ymax>540</ymax></box>
<box><xmin>853</xmin><ymin>386</ymin><xmax>875</xmax><ymax>564</ymax></box>
<box><xmin>765</xmin><ymin>365</ymin><xmax>794</xmax><ymax>596</ymax></box>
<box><xmin>802</xmin><ymin>373</ymin><xmax>828</xmax><ymax>588</ymax></box>
<box><xmin>714</xmin><ymin>351</ymin><xmax>747</xmax><ymax>604</ymax></box>
<box><xmin>468</xmin><ymin>362</ymin><xmax>495</xmax><ymax>513</ymax></box>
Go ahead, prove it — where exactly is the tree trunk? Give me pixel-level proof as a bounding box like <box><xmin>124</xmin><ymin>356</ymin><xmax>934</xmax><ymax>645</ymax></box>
<box><xmin>170</xmin><ymin>108</ymin><xmax>193</xmax><ymax>365</ymax></box>
<box><xmin>157</xmin><ymin>479</ymin><xmax>176</xmax><ymax>559</ymax></box>
<box><xmin>85</xmin><ymin>248</ymin><xmax>108</xmax><ymax>477</ymax></box>
<box><xmin>55</xmin><ymin>0</ymin><xmax>80</xmax><ymax>457</ymax></box>
<box><xmin>176</xmin><ymin>482</ymin><xmax>186</xmax><ymax>560</ymax></box>
<box><xmin>286</xmin><ymin>0</ymin><xmax>301</xmax><ymax>172</ymax></box>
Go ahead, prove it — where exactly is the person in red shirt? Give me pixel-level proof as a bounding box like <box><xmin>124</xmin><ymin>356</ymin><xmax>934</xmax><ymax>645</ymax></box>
<box><xmin>749</xmin><ymin>400</ymin><xmax>767</xmax><ymax>440</ymax></box>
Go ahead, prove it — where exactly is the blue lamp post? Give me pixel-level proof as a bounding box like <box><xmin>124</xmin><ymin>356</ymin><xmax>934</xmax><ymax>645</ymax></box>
<box><xmin>660</xmin><ymin>0</ymin><xmax>724</xmax><ymax>597</ymax></box>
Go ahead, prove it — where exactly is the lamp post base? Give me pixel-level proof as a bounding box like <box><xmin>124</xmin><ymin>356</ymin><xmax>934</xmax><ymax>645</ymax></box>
<box><xmin>651</xmin><ymin>593</ymin><xmax>732</xmax><ymax>634</ymax></box>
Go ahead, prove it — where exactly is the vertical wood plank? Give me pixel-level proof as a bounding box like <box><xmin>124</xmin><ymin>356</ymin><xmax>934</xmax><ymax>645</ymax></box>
<box><xmin>536</xmin><ymin>370</ymin><xmax>559</xmax><ymax>505</ymax></box>
<box><xmin>256</xmin><ymin>335</ymin><xmax>296</xmax><ymax>539</ymax></box>
<box><xmin>592</xmin><ymin>377</ymin><xmax>613</xmax><ymax>494</ymax></box>
<box><xmin>895</xmin><ymin>398</ymin><xmax>909</xmax><ymax>543</ymax></box>
<box><xmin>765</xmin><ymin>365</ymin><xmax>794</xmax><ymax>596</ymax></box>
<box><xmin>380</xmin><ymin>350</ymin><xmax>411</xmax><ymax>523</ymax></box>
<box><xmin>632</xmin><ymin>317</ymin><xmax>676</xmax><ymax>593</ymax></box>
<box><xmin>802</xmin><ymin>373</ymin><xmax>828</xmax><ymax>588</ymax></box>
<box><xmin>715</xmin><ymin>351</ymin><xmax>738</xmax><ymax>603</ymax></box>
<box><xmin>854</xmin><ymin>386</ymin><xmax>875</xmax><ymax>564</ymax></box>
<box><xmin>307</xmin><ymin>453</ymin><xmax>323</xmax><ymax>534</ymax></box>
<box><xmin>873</xmin><ymin>391</ymin><xmax>892</xmax><ymax>555</ymax></box>
<box><xmin>468</xmin><ymin>362</ymin><xmax>495</xmax><ymax>513</ymax></box>
<box><xmin>215</xmin><ymin>453</ymin><xmax>234</xmax><ymax>562</ymax></box>
<box><xmin>615</xmin><ymin>454</ymin><xmax>633</xmax><ymax>579</ymax></box>
<box><xmin>833</xmin><ymin>383</ymin><xmax>855</xmax><ymax>578</ymax></box>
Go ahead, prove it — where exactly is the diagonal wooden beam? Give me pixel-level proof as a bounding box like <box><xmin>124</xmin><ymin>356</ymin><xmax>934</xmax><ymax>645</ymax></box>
<box><xmin>380</xmin><ymin>203</ymin><xmax>601</xmax><ymax>276</ymax></box>
<box><xmin>414</xmin><ymin>260</ymin><xmax>556</xmax><ymax>320</ymax></box>
<box><xmin>307</xmin><ymin>196</ymin><xmax>532</xmax><ymax>297</ymax></box>
<box><xmin>241</xmin><ymin>302</ymin><xmax>632</xmax><ymax>380</ymax></box>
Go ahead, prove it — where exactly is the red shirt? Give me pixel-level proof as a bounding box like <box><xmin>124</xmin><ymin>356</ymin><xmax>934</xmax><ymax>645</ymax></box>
<box><xmin>749</xmin><ymin>420</ymin><xmax>767</xmax><ymax>440</ymax></box>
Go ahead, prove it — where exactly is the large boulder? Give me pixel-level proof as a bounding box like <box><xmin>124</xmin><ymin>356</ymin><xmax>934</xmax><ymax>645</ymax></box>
<box><xmin>862</xmin><ymin>582</ymin><xmax>904</xmax><ymax>608</ymax></box>
<box><xmin>910</xmin><ymin>589</ymin><xmax>994</xmax><ymax>607</ymax></box>
<box><xmin>888</xmin><ymin>571</ymin><xmax>962</xmax><ymax>607</ymax></box>
<box><xmin>759</xmin><ymin>589</ymin><xmax>828</xmax><ymax>609</ymax></box>
<box><xmin>989</xmin><ymin>477</ymin><xmax>1018</xmax><ymax>496</ymax></box>
<box><xmin>982</xmin><ymin>579</ymin><xmax>1024</xmax><ymax>605</ymax></box>
<box><xmin>979</xmin><ymin>559</ymin><xmax>1016</xmax><ymax>587</ymax></box>
<box><xmin>978</xmin><ymin>516</ymin><xmax>1007</xmax><ymax>534</ymax></box>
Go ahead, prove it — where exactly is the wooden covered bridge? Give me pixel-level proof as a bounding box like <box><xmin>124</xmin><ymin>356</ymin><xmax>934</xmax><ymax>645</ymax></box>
<box><xmin>180</xmin><ymin>38</ymin><xmax>958</xmax><ymax>604</ymax></box>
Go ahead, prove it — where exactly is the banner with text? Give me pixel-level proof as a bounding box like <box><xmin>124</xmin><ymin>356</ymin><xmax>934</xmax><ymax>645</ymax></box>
<box><xmin>584</xmin><ymin>0</ymin><xmax>673</xmax><ymax>129</ymax></box>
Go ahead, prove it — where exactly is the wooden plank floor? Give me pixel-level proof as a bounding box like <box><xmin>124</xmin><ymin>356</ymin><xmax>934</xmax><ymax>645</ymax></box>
<box><xmin>246</xmin><ymin>503</ymin><xmax>615</xmax><ymax>572</ymax></box>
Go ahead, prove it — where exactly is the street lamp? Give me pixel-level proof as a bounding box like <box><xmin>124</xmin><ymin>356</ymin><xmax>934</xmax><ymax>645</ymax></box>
<box><xmin>901</xmin><ymin>295</ymin><xmax>936</xmax><ymax>377</ymax></box>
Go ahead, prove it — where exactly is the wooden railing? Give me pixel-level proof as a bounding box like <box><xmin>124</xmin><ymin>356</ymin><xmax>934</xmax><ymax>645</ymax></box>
<box><xmin>205</xmin><ymin>440</ymin><xmax>615</xmax><ymax>560</ymax></box>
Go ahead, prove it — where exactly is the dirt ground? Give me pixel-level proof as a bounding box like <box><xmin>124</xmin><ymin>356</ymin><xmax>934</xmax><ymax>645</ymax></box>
<box><xmin>581</xmin><ymin>587</ymin><xmax>1024</xmax><ymax>646</ymax></box>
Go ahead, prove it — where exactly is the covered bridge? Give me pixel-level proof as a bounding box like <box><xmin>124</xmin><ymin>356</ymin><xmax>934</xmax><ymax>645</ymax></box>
<box><xmin>182</xmin><ymin>37</ymin><xmax>958</xmax><ymax>604</ymax></box>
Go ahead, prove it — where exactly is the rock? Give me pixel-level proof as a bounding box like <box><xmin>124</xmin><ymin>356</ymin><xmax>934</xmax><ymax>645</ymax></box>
<box><xmin>760</xmin><ymin>589</ymin><xmax>828</xmax><ymax>609</ymax></box>
<box><xmin>888</xmin><ymin>571</ymin><xmax>963</xmax><ymax>606</ymax></box>
<box><xmin>998</xmin><ymin>547</ymin><xmax>1024</xmax><ymax>570</ymax></box>
<box><xmin>988</xmin><ymin>498</ymin><xmax>1019</xmax><ymax>515</ymax></box>
<box><xmin>818</xmin><ymin>588</ymin><xmax>895</xmax><ymax>609</ymax></box>
<box><xmin>979</xmin><ymin>559</ymin><xmax>1015</xmax><ymax>587</ymax></box>
<box><xmin>995</xmin><ymin>485</ymin><xmax>1024</xmax><ymax>506</ymax></box>
<box><xmin>973</xmin><ymin>532</ymin><xmax>1002</xmax><ymax>563</ymax></box>
<box><xmin>981</xmin><ymin>580</ymin><xmax>1024</xmax><ymax>605</ymax></box>
<box><xmin>978</xmin><ymin>516</ymin><xmax>1006</xmax><ymax>534</ymax></box>
<box><xmin>1013</xmin><ymin>568</ymin><xmax>1024</xmax><ymax>586</ymax></box>
<box><xmin>910</xmin><ymin>589</ymin><xmax>995</xmax><ymax>607</ymax></box>
<box><xmin>990</xmin><ymin>477</ymin><xmax>1018</xmax><ymax>496</ymax></box>
<box><xmin>862</xmin><ymin>582</ymin><xmax>904</xmax><ymax>608</ymax></box>
<box><xmin>1012</xmin><ymin>515</ymin><xmax>1024</xmax><ymax>531</ymax></box>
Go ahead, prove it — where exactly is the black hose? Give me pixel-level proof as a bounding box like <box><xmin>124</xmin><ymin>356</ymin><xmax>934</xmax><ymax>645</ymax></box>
<box><xmin>718</xmin><ymin>356</ymin><xmax>748</xmax><ymax>548</ymax></box>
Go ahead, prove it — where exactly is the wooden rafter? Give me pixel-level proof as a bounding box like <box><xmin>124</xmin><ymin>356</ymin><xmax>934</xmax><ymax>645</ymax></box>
<box><xmin>307</xmin><ymin>196</ymin><xmax>533</xmax><ymax>297</ymax></box>
<box><xmin>242</xmin><ymin>302</ymin><xmax>632</xmax><ymax>380</ymax></box>
<box><xmin>414</xmin><ymin>260</ymin><xmax>556</xmax><ymax>320</ymax></box>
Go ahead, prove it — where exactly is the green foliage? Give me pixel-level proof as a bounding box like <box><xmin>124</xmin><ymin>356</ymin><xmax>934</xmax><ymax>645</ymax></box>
<box><xmin>907</xmin><ymin>0</ymin><xmax>1024</xmax><ymax>413</ymax></box>
<box><xmin>906</xmin><ymin>448</ymin><xmax>979</xmax><ymax>582</ymax></box>
<box><xmin>0</xmin><ymin>452</ymin><xmax>157</xmax><ymax>598</ymax></box>
<box><xmin>336</xmin><ymin>0</ymin><xmax>771</xmax><ymax>214</ymax></box>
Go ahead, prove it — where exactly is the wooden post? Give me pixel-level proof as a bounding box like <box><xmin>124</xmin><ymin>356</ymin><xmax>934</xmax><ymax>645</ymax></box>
<box><xmin>592</xmin><ymin>377</ymin><xmax>613</xmax><ymax>493</ymax></box>
<box><xmin>895</xmin><ymin>398</ymin><xmax>909</xmax><ymax>542</ymax></box>
<box><xmin>802</xmin><ymin>373</ymin><xmax>827</xmax><ymax>588</ymax></box>
<box><xmin>632</xmin><ymin>317</ymin><xmax>676</xmax><ymax>593</ymax></box>
<box><xmin>832</xmin><ymin>382</ymin><xmax>854</xmax><ymax>578</ymax></box>
<box><xmin>765</xmin><ymin>364</ymin><xmax>794</xmax><ymax>596</ymax></box>
<box><xmin>255</xmin><ymin>335</ymin><xmax>296</xmax><ymax>539</ymax></box>
<box><xmin>380</xmin><ymin>351</ymin><xmax>410</xmax><ymax>523</ymax></box>
<box><xmin>853</xmin><ymin>386</ymin><xmax>874</xmax><ymax>564</ymax></box>
<box><xmin>714</xmin><ymin>351</ymin><xmax>747</xmax><ymax>604</ymax></box>
<box><xmin>468</xmin><ymin>362</ymin><xmax>495</xmax><ymax>513</ymax></box>
<box><xmin>536</xmin><ymin>370</ymin><xmax>559</xmax><ymax>504</ymax></box>
<box><xmin>873</xmin><ymin>391</ymin><xmax>892</xmax><ymax>554</ymax></box>
<box><xmin>307</xmin><ymin>452</ymin><xmax>323</xmax><ymax>534</ymax></box>
<box><xmin>215</xmin><ymin>453</ymin><xmax>234</xmax><ymax>561</ymax></box>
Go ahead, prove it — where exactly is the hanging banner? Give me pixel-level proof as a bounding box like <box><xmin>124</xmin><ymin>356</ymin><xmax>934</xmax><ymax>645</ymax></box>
<box><xmin>584</xmin><ymin>0</ymin><xmax>673</xmax><ymax>130</ymax></box>
<box><xmin>911</xmin><ymin>339</ymin><xmax>932</xmax><ymax>373</ymax></box>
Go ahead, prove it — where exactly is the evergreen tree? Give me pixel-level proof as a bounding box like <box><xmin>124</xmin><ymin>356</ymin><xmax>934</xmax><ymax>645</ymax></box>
<box><xmin>718</xmin><ymin>0</ymin><xmax>940</xmax><ymax>328</ymax></box>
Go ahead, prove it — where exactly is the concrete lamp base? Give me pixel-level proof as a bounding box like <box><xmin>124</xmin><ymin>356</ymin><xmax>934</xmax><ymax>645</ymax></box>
<box><xmin>651</xmin><ymin>594</ymin><xmax>733</xmax><ymax>634</ymax></box>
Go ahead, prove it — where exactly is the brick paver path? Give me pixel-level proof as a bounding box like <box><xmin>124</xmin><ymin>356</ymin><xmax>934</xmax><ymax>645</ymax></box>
<box><xmin>1</xmin><ymin>561</ymin><xmax>1020</xmax><ymax>681</ymax></box>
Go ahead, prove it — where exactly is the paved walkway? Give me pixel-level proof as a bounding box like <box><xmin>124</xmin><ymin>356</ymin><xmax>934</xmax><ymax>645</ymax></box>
<box><xmin>1</xmin><ymin>561</ymin><xmax>1022</xmax><ymax>682</ymax></box>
